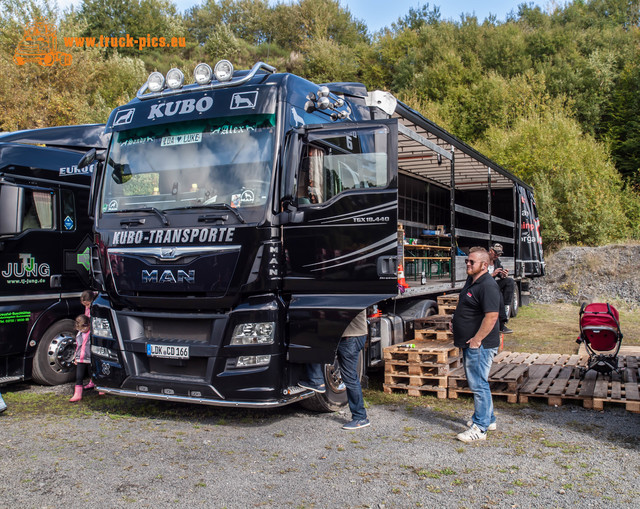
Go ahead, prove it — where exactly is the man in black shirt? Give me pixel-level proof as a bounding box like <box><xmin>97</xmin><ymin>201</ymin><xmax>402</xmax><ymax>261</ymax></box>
<box><xmin>489</xmin><ymin>243</ymin><xmax>515</xmax><ymax>334</ymax></box>
<box><xmin>452</xmin><ymin>247</ymin><xmax>501</xmax><ymax>442</ymax></box>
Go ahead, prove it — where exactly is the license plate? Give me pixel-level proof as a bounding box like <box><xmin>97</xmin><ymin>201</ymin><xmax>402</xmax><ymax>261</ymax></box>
<box><xmin>146</xmin><ymin>344</ymin><xmax>190</xmax><ymax>360</ymax></box>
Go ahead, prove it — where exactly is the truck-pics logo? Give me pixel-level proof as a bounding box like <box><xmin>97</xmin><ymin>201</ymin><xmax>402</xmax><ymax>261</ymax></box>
<box><xmin>2</xmin><ymin>254</ymin><xmax>50</xmax><ymax>284</ymax></box>
<box><xmin>14</xmin><ymin>19</ymin><xmax>72</xmax><ymax>67</ymax></box>
<box><xmin>230</xmin><ymin>92</ymin><xmax>258</xmax><ymax>109</ymax></box>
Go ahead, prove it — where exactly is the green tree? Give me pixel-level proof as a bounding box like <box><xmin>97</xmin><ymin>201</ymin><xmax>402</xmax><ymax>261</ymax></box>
<box><xmin>479</xmin><ymin>111</ymin><xmax>631</xmax><ymax>247</ymax></box>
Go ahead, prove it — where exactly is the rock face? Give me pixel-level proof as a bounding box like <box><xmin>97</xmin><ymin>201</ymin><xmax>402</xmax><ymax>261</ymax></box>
<box><xmin>530</xmin><ymin>244</ymin><xmax>640</xmax><ymax>307</ymax></box>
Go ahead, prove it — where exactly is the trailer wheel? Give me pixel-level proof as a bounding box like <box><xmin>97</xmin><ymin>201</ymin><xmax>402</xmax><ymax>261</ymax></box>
<box><xmin>31</xmin><ymin>320</ymin><xmax>77</xmax><ymax>385</ymax></box>
<box><xmin>510</xmin><ymin>286</ymin><xmax>520</xmax><ymax>318</ymax></box>
<box><xmin>299</xmin><ymin>349</ymin><xmax>364</xmax><ymax>413</ymax></box>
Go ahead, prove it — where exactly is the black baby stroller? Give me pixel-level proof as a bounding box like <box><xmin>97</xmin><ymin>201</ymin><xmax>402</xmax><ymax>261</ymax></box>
<box><xmin>576</xmin><ymin>302</ymin><xmax>623</xmax><ymax>378</ymax></box>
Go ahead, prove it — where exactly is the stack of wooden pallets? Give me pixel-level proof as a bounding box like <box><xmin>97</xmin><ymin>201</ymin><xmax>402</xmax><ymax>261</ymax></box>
<box><xmin>435</xmin><ymin>293</ymin><xmax>458</xmax><ymax>316</ymax></box>
<box><xmin>413</xmin><ymin>293</ymin><xmax>459</xmax><ymax>342</ymax></box>
<box><xmin>383</xmin><ymin>340</ymin><xmax>461</xmax><ymax>399</ymax></box>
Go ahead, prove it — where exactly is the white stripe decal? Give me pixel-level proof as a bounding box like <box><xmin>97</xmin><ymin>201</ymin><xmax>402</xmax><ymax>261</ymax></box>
<box><xmin>308</xmin><ymin>202</ymin><xmax>397</xmax><ymax>224</ymax></box>
<box><xmin>303</xmin><ymin>234</ymin><xmax>397</xmax><ymax>268</ymax></box>
<box><xmin>309</xmin><ymin>243</ymin><xmax>398</xmax><ymax>272</ymax></box>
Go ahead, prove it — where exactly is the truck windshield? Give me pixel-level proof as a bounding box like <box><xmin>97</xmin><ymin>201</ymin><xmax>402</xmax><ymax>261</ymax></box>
<box><xmin>100</xmin><ymin>114</ymin><xmax>276</xmax><ymax>221</ymax></box>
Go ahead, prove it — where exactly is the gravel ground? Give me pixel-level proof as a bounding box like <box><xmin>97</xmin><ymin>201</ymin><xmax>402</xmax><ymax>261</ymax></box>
<box><xmin>1</xmin><ymin>382</ymin><xmax>639</xmax><ymax>508</ymax></box>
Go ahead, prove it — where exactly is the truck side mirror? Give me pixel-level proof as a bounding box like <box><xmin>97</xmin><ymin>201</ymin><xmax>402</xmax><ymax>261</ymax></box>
<box><xmin>0</xmin><ymin>184</ymin><xmax>24</xmax><ymax>235</ymax></box>
<box><xmin>78</xmin><ymin>148</ymin><xmax>96</xmax><ymax>169</ymax></box>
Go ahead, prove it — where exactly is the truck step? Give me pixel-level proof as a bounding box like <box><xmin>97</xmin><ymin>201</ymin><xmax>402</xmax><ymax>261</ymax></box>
<box><xmin>0</xmin><ymin>376</ymin><xmax>23</xmax><ymax>386</ymax></box>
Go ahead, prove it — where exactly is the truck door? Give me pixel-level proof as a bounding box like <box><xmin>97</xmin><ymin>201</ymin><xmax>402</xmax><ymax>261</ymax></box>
<box><xmin>282</xmin><ymin>120</ymin><xmax>399</xmax><ymax>363</ymax></box>
<box><xmin>0</xmin><ymin>182</ymin><xmax>62</xmax><ymax>359</ymax></box>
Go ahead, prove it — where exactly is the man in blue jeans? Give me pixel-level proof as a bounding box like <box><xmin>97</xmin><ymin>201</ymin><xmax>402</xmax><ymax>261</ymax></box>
<box><xmin>452</xmin><ymin>247</ymin><xmax>501</xmax><ymax>442</ymax></box>
<box><xmin>298</xmin><ymin>310</ymin><xmax>370</xmax><ymax>430</ymax></box>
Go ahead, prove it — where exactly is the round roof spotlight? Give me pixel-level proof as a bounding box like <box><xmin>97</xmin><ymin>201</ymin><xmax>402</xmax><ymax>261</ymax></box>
<box><xmin>194</xmin><ymin>63</ymin><xmax>213</xmax><ymax>85</ymax></box>
<box><xmin>317</xmin><ymin>97</ymin><xmax>331</xmax><ymax>110</ymax></box>
<box><xmin>317</xmin><ymin>86</ymin><xmax>330</xmax><ymax>98</ymax></box>
<box><xmin>214</xmin><ymin>60</ymin><xmax>234</xmax><ymax>82</ymax></box>
<box><xmin>147</xmin><ymin>71</ymin><xmax>165</xmax><ymax>93</ymax></box>
<box><xmin>166</xmin><ymin>68</ymin><xmax>184</xmax><ymax>89</ymax></box>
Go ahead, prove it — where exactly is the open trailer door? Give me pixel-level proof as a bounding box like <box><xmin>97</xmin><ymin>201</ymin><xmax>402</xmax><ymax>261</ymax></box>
<box><xmin>517</xmin><ymin>184</ymin><xmax>544</xmax><ymax>277</ymax></box>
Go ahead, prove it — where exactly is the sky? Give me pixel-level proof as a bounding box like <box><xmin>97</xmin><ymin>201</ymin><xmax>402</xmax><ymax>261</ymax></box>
<box><xmin>56</xmin><ymin>1</ymin><xmax>542</xmax><ymax>32</ymax></box>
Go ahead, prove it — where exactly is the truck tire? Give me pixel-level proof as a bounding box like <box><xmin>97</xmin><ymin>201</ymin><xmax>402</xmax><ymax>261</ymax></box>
<box><xmin>510</xmin><ymin>286</ymin><xmax>520</xmax><ymax>317</ymax></box>
<box><xmin>299</xmin><ymin>349</ymin><xmax>364</xmax><ymax>413</ymax></box>
<box><xmin>31</xmin><ymin>319</ymin><xmax>77</xmax><ymax>385</ymax></box>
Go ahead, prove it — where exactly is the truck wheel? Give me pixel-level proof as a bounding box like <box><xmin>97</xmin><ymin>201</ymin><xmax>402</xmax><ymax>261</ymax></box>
<box><xmin>31</xmin><ymin>320</ymin><xmax>77</xmax><ymax>385</ymax></box>
<box><xmin>510</xmin><ymin>286</ymin><xmax>520</xmax><ymax>317</ymax></box>
<box><xmin>299</xmin><ymin>349</ymin><xmax>364</xmax><ymax>413</ymax></box>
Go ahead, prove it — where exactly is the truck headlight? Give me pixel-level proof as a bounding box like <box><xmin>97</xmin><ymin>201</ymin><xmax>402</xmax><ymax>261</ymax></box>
<box><xmin>230</xmin><ymin>322</ymin><xmax>275</xmax><ymax>345</ymax></box>
<box><xmin>214</xmin><ymin>60</ymin><xmax>233</xmax><ymax>82</ymax></box>
<box><xmin>194</xmin><ymin>63</ymin><xmax>212</xmax><ymax>85</ymax></box>
<box><xmin>91</xmin><ymin>345</ymin><xmax>118</xmax><ymax>361</ymax></box>
<box><xmin>166</xmin><ymin>68</ymin><xmax>184</xmax><ymax>89</ymax></box>
<box><xmin>92</xmin><ymin>317</ymin><xmax>113</xmax><ymax>339</ymax></box>
<box><xmin>237</xmin><ymin>355</ymin><xmax>271</xmax><ymax>367</ymax></box>
<box><xmin>147</xmin><ymin>71</ymin><xmax>164</xmax><ymax>92</ymax></box>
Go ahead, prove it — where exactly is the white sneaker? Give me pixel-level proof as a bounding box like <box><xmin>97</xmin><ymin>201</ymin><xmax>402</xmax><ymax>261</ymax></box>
<box><xmin>457</xmin><ymin>424</ymin><xmax>487</xmax><ymax>442</ymax></box>
<box><xmin>467</xmin><ymin>420</ymin><xmax>496</xmax><ymax>431</ymax></box>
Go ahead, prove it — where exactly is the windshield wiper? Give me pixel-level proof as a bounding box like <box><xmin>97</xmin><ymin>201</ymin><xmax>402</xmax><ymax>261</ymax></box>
<box><xmin>115</xmin><ymin>207</ymin><xmax>170</xmax><ymax>226</ymax></box>
<box><xmin>199</xmin><ymin>203</ymin><xmax>246</xmax><ymax>224</ymax></box>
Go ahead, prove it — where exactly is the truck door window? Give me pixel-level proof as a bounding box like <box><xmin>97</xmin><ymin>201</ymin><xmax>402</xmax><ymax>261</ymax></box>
<box><xmin>298</xmin><ymin>127</ymin><xmax>389</xmax><ymax>205</ymax></box>
<box><xmin>23</xmin><ymin>189</ymin><xmax>54</xmax><ymax>231</ymax></box>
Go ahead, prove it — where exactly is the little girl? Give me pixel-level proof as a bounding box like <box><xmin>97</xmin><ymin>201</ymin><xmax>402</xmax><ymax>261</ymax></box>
<box><xmin>80</xmin><ymin>290</ymin><xmax>97</xmax><ymax>390</ymax></box>
<box><xmin>69</xmin><ymin>314</ymin><xmax>91</xmax><ymax>403</ymax></box>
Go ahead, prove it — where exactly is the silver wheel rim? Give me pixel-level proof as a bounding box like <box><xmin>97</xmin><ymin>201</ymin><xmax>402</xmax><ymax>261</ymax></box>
<box><xmin>46</xmin><ymin>333</ymin><xmax>76</xmax><ymax>374</ymax></box>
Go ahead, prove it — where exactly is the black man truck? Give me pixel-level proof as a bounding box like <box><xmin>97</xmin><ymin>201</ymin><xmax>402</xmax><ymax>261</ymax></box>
<box><xmin>88</xmin><ymin>60</ymin><xmax>544</xmax><ymax>410</ymax></box>
<box><xmin>0</xmin><ymin>124</ymin><xmax>107</xmax><ymax>386</ymax></box>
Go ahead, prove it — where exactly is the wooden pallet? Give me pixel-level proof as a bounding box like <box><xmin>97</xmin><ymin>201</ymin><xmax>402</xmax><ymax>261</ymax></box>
<box><xmin>494</xmin><ymin>351</ymin><xmax>588</xmax><ymax>367</ymax></box>
<box><xmin>383</xmin><ymin>383</ymin><xmax>448</xmax><ymax>399</ymax></box>
<box><xmin>438</xmin><ymin>304</ymin><xmax>456</xmax><ymax>316</ymax></box>
<box><xmin>447</xmin><ymin>363</ymin><xmax>528</xmax><ymax>404</ymax></box>
<box><xmin>385</xmin><ymin>356</ymin><xmax>462</xmax><ymax>377</ymax></box>
<box><xmin>589</xmin><ymin>356</ymin><xmax>640</xmax><ymax>413</ymax></box>
<box><xmin>383</xmin><ymin>341</ymin><xmax>460</xmax><ymax>364</ymax></box>
<box><xmin>414</xmin><ymin>315</ymin><xmax>451</xmax><ymax>330</ymax></box>
<box><xmin>516</xmin><ymin>356</ymin><xmax>640</xmax><ymax>411</ymax></box>
<box><xmin>437</xmin><ymin>293</ymin><xmax>459</xmax><ymax>306</ymax></box>
<box><xmin>518</xmin><ymin>365</ymin><xmax>588</xmax><ymax>406</ymax></box>
<box><xmin>414</xmin><ymin>328</ymin><xmax>453</xmax><ymax>341</ymax></box>
<box><xmin>448</xmin><ymin>381</ymin><xmax>519</xmax><ymax>403</ymax></box>
<box><xmin>384</xmin><ymin>372</ymin><xmax>449</xmax><ymax>388</ymax></box>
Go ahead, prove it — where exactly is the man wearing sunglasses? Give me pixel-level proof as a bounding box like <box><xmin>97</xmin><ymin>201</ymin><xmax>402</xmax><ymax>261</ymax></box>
<box><xmin>452</xmin><ymin>247</ymin><xmax>501</xmax><ymax>442</ymax></box>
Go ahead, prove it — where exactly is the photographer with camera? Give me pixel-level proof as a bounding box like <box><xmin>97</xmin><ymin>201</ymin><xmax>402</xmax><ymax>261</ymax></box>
<box><xmin>488</xmin><ymin>244</ymin><xmax>515</xmax><ymax>334</ymax></box>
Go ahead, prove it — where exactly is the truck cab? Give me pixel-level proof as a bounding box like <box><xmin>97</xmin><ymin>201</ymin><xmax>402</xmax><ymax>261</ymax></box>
<box><xmin>0</xmin><ymin>124</ymin><xmax>107</xmax><ymax>386</ymax></box>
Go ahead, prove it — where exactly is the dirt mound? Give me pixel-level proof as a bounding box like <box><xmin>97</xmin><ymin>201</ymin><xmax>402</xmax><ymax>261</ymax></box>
<box><xmin>530</xmin><ymin>243</ymin><xmax>640</xmax><ymax>307</ymax></box>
